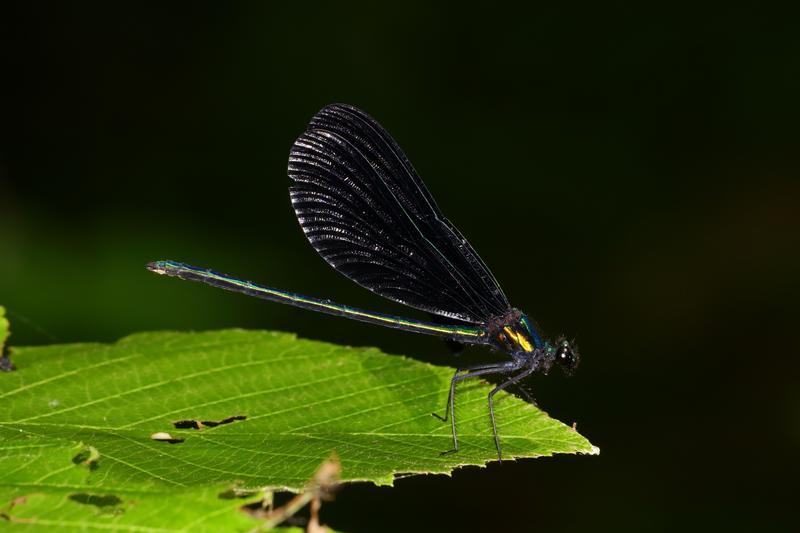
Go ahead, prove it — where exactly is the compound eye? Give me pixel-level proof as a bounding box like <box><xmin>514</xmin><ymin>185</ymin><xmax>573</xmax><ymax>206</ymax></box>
<box><xmin>556</xmin><ymin>344</ymin><xmax>572</xmax><ymax>365</ymax></box>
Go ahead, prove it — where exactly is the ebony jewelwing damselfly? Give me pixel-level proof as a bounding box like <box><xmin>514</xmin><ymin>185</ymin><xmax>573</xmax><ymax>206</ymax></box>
<box><xmin>147</xmin><ymin>104</ymin><xmax>579</xmax><ymax>461</ymax></box>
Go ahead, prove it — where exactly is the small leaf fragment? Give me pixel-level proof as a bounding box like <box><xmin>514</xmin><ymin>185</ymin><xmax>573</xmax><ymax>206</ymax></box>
<box><xmin>0</xmin><ymin>306</ymin><xmax>8</xmax><ymax>350</ymax></box>
<box><xmin>0</xmin><ymin>306</ymin><xmax>13</xmax><ymax>372</ymax></box>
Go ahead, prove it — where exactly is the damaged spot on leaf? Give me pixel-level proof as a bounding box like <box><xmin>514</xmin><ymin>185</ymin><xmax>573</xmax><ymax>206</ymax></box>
<box><xmin>218</xmin><ymin>485</ymin><xmax>260</xmax><ymax>500</ymax></box>
<box><xmin>69</xmin><ymin>493</ymin><xmax>123</xmax><ymax>508</ymax></box>
<box><xmin>150</xmin><ymin>432</ymin><xmax>185</xmax><ymax>444</ymax></box>
<box><xmin>172</xmin><ymin>419</ymin><xmax>202</xmax><ymax>430</ymax></box>
<box><xmin>69</xmin><ymin>494</ymin><xmax>124</xmax><ymax>517</ymax></box>
<box><xmin>1</xmin><ymin>495</ymin><xmax>31</xmax><ymax>523</ymax></box>
<box><xmin>72</xmin><ymin>444</ymin><xmax>100</xmax><ymax>470</ymax></box>
<box><xmin>173</xmin><ymin>414</ymin><xmax>247</xmax><ymax>430</ymax></box>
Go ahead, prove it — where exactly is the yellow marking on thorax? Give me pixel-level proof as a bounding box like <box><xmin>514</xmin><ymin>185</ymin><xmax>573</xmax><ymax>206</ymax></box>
<box><xmin>502</xmin><ymin>326</ymin><xmax>534</xmax><ymax>353</ymax></box>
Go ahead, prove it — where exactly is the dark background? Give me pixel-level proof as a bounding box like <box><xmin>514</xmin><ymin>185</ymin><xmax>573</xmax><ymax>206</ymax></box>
<box><xmin>2</xmin><ymin>3</ymin><xmax>798</xmax><ymax>532</ymax></box>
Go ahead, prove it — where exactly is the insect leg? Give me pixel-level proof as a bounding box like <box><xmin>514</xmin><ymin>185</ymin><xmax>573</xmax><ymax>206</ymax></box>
<box><xmin>487</xmin><ymin>366</ymin><xmax>537</xmax><ymax>461</ymax></box>
<box><xmin>434</xmin><ymin>362</ymin><xmax>519</xmax><ymax>456</ymax></box>
<box><xmin>432</xmin><ymin>363</ymin><xmax>507</xmax><ymax>423</ymax></box>
<box><xmin>512</xmin><ymin>382</ymin><xmax>539</xmax><ymax>408</ymax></box>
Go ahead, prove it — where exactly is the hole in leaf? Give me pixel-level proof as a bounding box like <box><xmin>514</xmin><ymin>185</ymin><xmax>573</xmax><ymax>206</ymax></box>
<box><xmin>173</xmin><ymin>414</ymin><xmax>247</xmax><ymax>430</ymax></box>
<box><xmin>150</xmin><ymin>432</ymin><xmax>185</xmax><ymax>444</ymax></box>
<box><xmin>69</xmin><ymin>493</ymin><xmax>123</xmax><ymax>508</ymax></box>
<box><xmin>173</xmin><ymin>420</ymin><xmax>201</xmax><ymax>430</ymax></box>
<box><xmin>72</xmin><ymin>444</ymin><xmax>100</xmax><ymax>470</ymax></box>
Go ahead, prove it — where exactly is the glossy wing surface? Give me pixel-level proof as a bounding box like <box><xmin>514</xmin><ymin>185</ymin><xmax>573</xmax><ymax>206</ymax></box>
<box><xmin>287</xmin><ymin>104</ymin><xmax>509</xmax><ymax>323</ymax></box>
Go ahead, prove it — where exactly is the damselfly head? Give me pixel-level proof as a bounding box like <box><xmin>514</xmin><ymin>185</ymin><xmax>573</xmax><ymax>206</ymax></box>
<box><xmin>553</xmin><ymin>336</ymin><xmax>579</xmax><ymax>376</ymax></box>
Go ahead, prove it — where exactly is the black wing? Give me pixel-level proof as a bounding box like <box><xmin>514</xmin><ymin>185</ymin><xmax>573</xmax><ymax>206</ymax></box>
<box><xmin>287</xmin><ymin>104</ymin><xmax>509</xmax><ymax>324</ymax></box>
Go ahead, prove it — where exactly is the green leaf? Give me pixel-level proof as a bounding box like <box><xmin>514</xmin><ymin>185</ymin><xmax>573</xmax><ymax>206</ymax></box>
<box><xmin>0</xmin><ymin>305</ymin><xmax>9</xmax><ymax>353</ymax></box>
<box><xmin>0</xmin><ymin>306</ymin><xmax>14</xmax><ymax>373</ymax></box>
<box><xmin>1</xmin><ymin>475</ymin><xmax>263</xmax><ymax>531</ymax></box>
<box><xmin>0</xmin><ymin>329</ymin><xmax>596</xmax><ymax>528</ymax></box>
